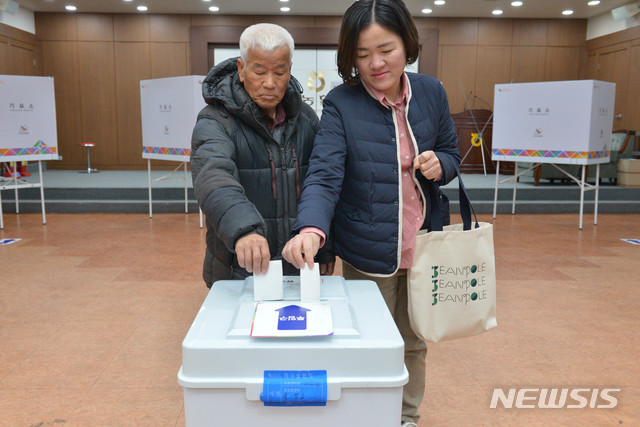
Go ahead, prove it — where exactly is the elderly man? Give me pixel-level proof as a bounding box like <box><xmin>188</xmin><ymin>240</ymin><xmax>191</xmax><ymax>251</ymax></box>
<box><xmin>191</xmin><ymin>23</ymin><xmax>333</xmax><ymax>287</ymax></box>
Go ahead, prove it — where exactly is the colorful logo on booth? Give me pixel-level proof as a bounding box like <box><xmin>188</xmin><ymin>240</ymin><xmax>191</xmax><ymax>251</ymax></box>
<box><xmin>533</xmin><ymin>128</ymin><xmax>543</xmax><ymax>137</ymax></box>
<box><xmin>18</xmin><ymin>125</ymin><xmax>29</xmax><ymax>134</ymax></box>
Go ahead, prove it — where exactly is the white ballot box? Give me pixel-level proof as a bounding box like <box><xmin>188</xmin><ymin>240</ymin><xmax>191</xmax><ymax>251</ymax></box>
<box><xmin>178</xmin><ymin>276</ymin><xmax>408</xmax><ymax>427</ymax></box>
<box><xmin>492</xmin><ymin>79</ymin><xmax>616</xmax><ymax>165</ymax></box>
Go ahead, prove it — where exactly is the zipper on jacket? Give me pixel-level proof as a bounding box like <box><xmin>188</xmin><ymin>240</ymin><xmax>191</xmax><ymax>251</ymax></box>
<box><xmin>291</xmin><ymin>146</ymin><xmax>301</xmax><ymax>198</ymax></box>
<box><xmin>266</xmin><ymin>148</ymin><xmax>277</xmax><ymax>199</ymax></box>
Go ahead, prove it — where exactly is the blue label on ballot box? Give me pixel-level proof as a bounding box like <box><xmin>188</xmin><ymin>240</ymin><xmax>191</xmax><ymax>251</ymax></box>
<box><xmin>261</xmin><ymin>370</ymin><xmax>327</xmax><ymax>406</ymax></box>
<box><xmin>276</xmin><ymin>305</ymin><xmax>311</xmax><ymax>330</ymax></box>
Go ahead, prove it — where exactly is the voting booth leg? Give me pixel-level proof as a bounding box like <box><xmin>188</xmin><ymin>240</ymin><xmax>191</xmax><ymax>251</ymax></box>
<box><xmin>38</xmin><ymin>161</ymin><xmax>46</xmax><ymax>225</ymax></box>
<box><xmin>594</xmin><ymin>164</ymin><xmax>600</xmax><ymax>226</ymax></box>
<box><xmin>512</xmin><ymin>161</ymin><xmax>518</xmax><ymax>214</ymax></box>
<box><xmin>148</xmin><ymin>159</ymin><xmax>153</xmax><ymax>219</ymax></box>
<box><xmin>199</xmin><ymin>208</ymin><xmax>203</xmax><ymax>229</ymax></box>
<box><xmin>184</xmin><ymin>162</ymin><xmax>188</xmax><ymax>214</ymax></box>
<box><xmin>579</xmin><ymin>166</ymin><xmax>587</xmax><ymax>230</ymax></box>
<box><xmin>493</xmin><ymin>161</ymin><xmax>500</xmax><ymax>218</ymax></box>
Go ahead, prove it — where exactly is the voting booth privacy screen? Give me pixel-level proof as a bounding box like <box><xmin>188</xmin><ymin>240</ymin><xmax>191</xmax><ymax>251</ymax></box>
<box><xmin>0</xmin><ymin>75</ymin><xmax>58</xmax><ymax>161</ymax></box>
<box><xmin>140</xmin><ymin>76</ymin><xmax>206</xmax><ymax>161</ymax></box>
<box><xmin>492</xmin><ymin>80</ymin><xmax>615</xmax><ymax>165</ymax></box>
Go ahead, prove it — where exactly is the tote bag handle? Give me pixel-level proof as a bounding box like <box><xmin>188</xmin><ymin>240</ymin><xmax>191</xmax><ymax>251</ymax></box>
<box><xmin>426</xmin><ymin>170</ymin><xmax>479</xmax><ymax>232</ymax></box>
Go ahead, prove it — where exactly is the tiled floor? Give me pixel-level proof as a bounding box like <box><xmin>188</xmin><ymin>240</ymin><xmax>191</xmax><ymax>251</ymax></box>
<box><xmin>0</xmin><ymin>212</ymin><xmax>638</xmax><ymax>426</ymax></box>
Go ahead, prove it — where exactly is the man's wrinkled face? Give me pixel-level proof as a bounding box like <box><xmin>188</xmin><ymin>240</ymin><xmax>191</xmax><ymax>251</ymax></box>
<box><xmin>237</xmin><ymin>46</ymin><xmax>292</xmax><ymax>117</ymax></box>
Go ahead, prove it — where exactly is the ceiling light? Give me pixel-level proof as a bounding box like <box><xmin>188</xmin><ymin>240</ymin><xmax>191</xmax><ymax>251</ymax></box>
<box><xmin>587</xmin><ymin>1</ymin><xmax>600</xmax><ymax>5</ymax></box>
<box><xmin>65</xmin><ymin>5</ymin><xmax>76</xmax><ymax>11</ymax></box>
<box><xmin>280</xmin><ymin>6</ymin><xmax>290</xmax><ymax>12</ymax></box>
<box><xmin>422</xmin><ymin>8</ymin><xmax>433</xmax><ymax>14</ymax></box>
<box><xmin>562</xmin><ymin>9</ymin><xmax>574</xmax><ymax>15</ymax></box>
<box><xmin>280</xmin><ymin>0</ymin><xmax>290</xmax><ymax>2</ymax></box>
<box><xmin>492</xmin><ymin>9</ymin><xmax>503</xmax><ymax>15</ymax></box>
<box><xmin>137</xmin><ymin>5</ymin><xmax>147</xmax><ymax>11</ymax></box>
<box><xmin>202</xmin><ymin>0</ymin><xmax>211</xmax><ymax>2</ymax></box>
<box><xmin>434</xmin><ymin>0</ymin><xmax>445</xmax><ymax>5</ymax></box>
<box><xmin>209</xmin><ymin>6</ymin><xmax>219</xmax><ymax>12</ymax></box>
<box><xmin>123</xmin><ymin>0</ymin><xmax>133</xmax><ymax>2</ymax></box>
<box><xmin>511</xmin><ymin>1</ymin><xmax>523</xmax><ymax>6</ymax></box>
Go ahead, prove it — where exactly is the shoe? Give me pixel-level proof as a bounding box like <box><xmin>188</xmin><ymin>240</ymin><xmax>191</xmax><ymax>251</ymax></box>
<box><xmin>3</xmin><ymin>167</ymin><xmax>19</xmax><ymax>178</ymax></box>
<box><xmin>18</xmin><ymin>165</ymin><xmax>31</xmax><ymax>177</ymax></box>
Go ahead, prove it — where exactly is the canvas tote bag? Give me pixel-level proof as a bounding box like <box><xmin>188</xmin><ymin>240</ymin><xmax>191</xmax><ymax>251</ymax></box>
<box><xmin>407</xmin><ymin>174</ymin><xmax>497</xmax><ymax>343</ymax></box>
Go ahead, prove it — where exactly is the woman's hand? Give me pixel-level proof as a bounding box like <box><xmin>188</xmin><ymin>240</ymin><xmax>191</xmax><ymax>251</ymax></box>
<box><xmin>282</xmin><ymin>233</ymin><xmax>321</xmax><ymax>270</ymax></box>
<box><xmin>413</xmin><ymin>150</ymin><xmax>442</xmax><ymax>181</ymax></box>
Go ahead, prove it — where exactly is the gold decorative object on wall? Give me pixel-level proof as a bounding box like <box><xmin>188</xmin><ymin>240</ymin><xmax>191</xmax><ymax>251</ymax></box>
<box><xmin>307</xmin><ymin>71</ymin><xmax>326</xmax><ymax>93</ymax></box>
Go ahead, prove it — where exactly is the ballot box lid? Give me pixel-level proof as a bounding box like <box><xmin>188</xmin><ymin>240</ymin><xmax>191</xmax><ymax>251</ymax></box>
<box><xmin>178</xmin><ymin>276</ymin><xmax>406</xmax><ymax>390</ymax></box>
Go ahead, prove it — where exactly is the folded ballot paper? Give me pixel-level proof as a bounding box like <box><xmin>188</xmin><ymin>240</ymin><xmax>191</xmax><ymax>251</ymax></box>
<box><xmin>251</xmin><ymin>261</ymin><xmax>333</xmax><ymax>337</ymax></box>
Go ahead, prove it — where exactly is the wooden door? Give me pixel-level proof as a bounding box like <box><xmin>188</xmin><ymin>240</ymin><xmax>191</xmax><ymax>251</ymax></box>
<box><xmin>597</xmin><ymin>46</ymin><xmax>630</xmax><ymax>129</ymax></box>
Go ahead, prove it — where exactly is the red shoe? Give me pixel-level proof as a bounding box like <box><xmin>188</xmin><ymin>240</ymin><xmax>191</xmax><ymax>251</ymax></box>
<box><xmin>19</xmin><ymin>165</ymin><xmax>31</xmax><ymax>177</ymax></box>
<box><xmin>3</xmin><ymin>167</ymin><xmax>20</xmax><ymax>178</ymax></box>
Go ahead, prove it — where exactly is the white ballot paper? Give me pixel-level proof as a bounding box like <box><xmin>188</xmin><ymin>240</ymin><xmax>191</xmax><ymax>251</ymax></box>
<box><xmin>251</xmin><ymin>301</ymin><xmax>333</xmax><ymax>337</ymax></box>
<box><xmin>253</xmin><ymin>260</ymin><xmax>283</xmax><ymax>301</ymax></box>
<box><xmin>300</xmin><ymin>263</ymin><xmax>321</xmax><ymax>301</ymax></box>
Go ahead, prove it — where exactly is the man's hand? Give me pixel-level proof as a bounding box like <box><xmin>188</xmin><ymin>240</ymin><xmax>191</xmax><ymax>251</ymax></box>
<box><xmin>413</xmin><ymin>150</ymin><xmax>442</xmax><ymax>181</ymax></box>
<box><xmin>235</xmin><ymin>233</ymin><xmax>270</xmax><ymax>275</ymax></box>
<box><xmin>282</xmin><ymin>233</ymin><xmax>321</xmax><ymax>270</ymax></box>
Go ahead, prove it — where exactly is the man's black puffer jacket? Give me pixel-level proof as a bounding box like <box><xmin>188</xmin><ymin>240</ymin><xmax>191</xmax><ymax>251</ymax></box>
<box><xmin>191</xmin><ymin>57</ymin><xmax>333</xmax><ymax>287</ymax></box>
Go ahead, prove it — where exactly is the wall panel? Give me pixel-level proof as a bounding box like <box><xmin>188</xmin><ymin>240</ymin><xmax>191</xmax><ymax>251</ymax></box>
<box><xmin>478</xmin><ymin>19</ymin><xmax>512</xmax><ymax>46</ymax></box>
<box><xmin>35</xmin><ymin>13</ymin><xmax>77</xmax><ymax>41</ymax></box>
<box><xmin>627</xmin><ymin>44</ymin><xmax>640</xmax><ymax>131</ymax></box>
<box><xmin>150</xmin><ymin>15</ymin><xmax>190</xmax><ymax>42</ymax></box>
<box><xmin>475</xmin><ymin>46</ymin><xmax>511</xmax><ymax>108</ymax></box>
<box><xmin>77</xmin><ymin>42</ymin><xmax>119</xmax><ymax>167</ymax></box>
<box><xmin>547</xmin><ymin>19</ymin><xmax>587</xmax><ymax>47</ymax></box>
<box><xmin>544</xmin><ymin>47</ymin><xmax>581</xmax><ymax>81</ymax></box>
<box><xmin>40</xmin><ymin>41</ymin><xmax>82</xmax><ymax>167</ymax></box>
<box><xmin>114</xmin><ymin>14</ymin><xmax>149</xmax><ymax>42</ymax></box>
<box><xmin>439</xmin><ymin>18</ymin><xmax>478</xmax><ymax>46</ymax></box>
<box><xmin>151</xmin><ymin>42</ymin><xmax>189</xmax><ymax>78</ymax></box>
<box><xmin>510</xmin><ymin>46</ymin><xmax>545</xmax><ymax>83</ymax></box>
<box><xmin>512</xmin><ymin>19</ymin><xmax>547</xmax><ymax>46</ymax></box>
<box><xmin>189</xmin><ymin>15</ymin><xmax>253</xmax><ymax>27</ymax></box>
<box><xmin>77</xmin><ymin>14</ymin><xmax>114</xmax><ymax>41</ymax></box>
<box><xmin>440</xmin><ymin>45</ymin><xmax>477</xmax><ymax>113</ymax></box>
<box><xmin>115</xmin><ymin>43</ymin><xmax>150</xmax><ymax>168</ymax></box>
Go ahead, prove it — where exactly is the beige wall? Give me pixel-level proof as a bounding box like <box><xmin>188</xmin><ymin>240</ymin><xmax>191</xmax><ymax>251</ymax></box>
<box><xmin>14</xmin><ymin>13</ymin><xmax>632</xmax><ymax>170</ymax></box>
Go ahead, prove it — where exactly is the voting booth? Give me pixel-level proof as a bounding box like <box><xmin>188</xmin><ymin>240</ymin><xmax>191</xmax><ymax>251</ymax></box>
<box><xmin>491</xmin><ymin>80</ymin><xmax>616</xmax><ymax>228</ymax></box>
<box><xmin>492</xmin><ymin>80</ymin><xmax>615</xmax><ymax>165</ymax></box>
<box><xmin>139</xmin><ymin>76</ymin><xmax>206</xmax><ymax>219</ymax></box>
<box><xmin>0</xmin><ymin>75</ymin><xmax>59</xmax><ymax>228</ymax></box>
<box><xmin>178</xmin><ymin>276</ymin><xmax>408</xmax><ymax>426</ymax></box>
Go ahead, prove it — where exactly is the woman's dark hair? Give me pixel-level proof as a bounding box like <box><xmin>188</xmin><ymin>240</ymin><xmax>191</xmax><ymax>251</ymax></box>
<box><xmin>337</xmin><ymin>0</ymin><xmax>420</xmax><ymax>86</ymax></box>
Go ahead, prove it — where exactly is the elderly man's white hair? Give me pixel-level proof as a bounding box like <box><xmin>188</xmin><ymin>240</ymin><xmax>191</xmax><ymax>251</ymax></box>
<box><xmin>239</xmin><ymin>23</ymin><xmax>294</xmax><ymax>62</ymax></box>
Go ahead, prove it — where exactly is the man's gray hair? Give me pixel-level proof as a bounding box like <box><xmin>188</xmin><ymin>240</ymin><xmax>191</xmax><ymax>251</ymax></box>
<box><xmin>239</xmin><ymin>23</ymin><xmax>294</xmax><ymax>62</ymax></box>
